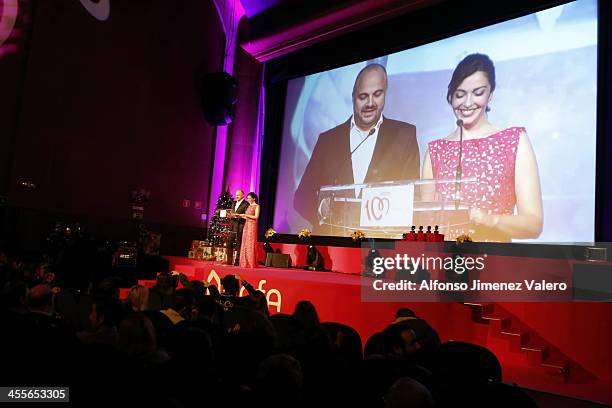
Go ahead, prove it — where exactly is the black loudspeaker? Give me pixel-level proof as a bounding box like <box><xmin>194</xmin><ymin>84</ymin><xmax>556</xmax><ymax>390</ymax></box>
<box><xmin>199</xmin><ymin>72</ymin><xmax>237</xmax><ymax>126</ymax></box>
<box><xmin>265</xmin><ymin>253</ymin><xmax>291</xmax><ymax>268</ymax></box>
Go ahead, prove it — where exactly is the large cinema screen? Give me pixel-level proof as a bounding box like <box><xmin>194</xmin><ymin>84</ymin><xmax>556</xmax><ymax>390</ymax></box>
<box><xmin>272</xmin><ymin>0</ymin><xmax>598</xmax><ymax>242</ymax></box>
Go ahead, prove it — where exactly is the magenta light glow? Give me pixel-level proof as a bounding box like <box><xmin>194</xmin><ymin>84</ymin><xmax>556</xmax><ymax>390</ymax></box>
<box><xmin>207</xmin><ymin>0</ymin><xmax>247</xmax><ymax>217</ymax></box>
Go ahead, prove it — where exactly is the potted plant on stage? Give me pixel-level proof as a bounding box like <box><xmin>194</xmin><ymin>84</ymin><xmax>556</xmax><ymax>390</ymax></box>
<box><xmin>444</xmin><ymin>234</ymin><xmax>473</xmax><ymax>300</ymax></box>
<box><xmin>455</xmin><ymin>234</ymin><xmax>473</xmax><ymax>245</ymax></box>
<box><xmin>265</xmin><ymin>228</ymin><xmax>277</xmax><ymax>242</ymax></box>
<box><xmin>298</xmin><ymin>228</ymin><xmax>311</xmax><ymax>241</ymax></box>
<box><xmin>351</xmin><ymin>230</ymin><xmax>366</xmax><ymax>245</ymax></box>
<box><xmin>263</xmin><ymin>228</ymin><xmax>276</xmax><ymax>255</ymax></box>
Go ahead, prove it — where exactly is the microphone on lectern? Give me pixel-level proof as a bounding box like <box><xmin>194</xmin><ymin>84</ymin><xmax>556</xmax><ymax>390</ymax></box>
<box><xmin>350</xmin><ymin>127</ymin><xmax>376</xmax><ymax>155</ymax></box>
<box><xmin>325</xmin><ymin>126</ymin><xmax>378</xmax><ymax>224</ymax></box>
<box><xmin>455</xmin><ymin>119</ymin><xmax>464</xmax><ymax>210</ymax></box>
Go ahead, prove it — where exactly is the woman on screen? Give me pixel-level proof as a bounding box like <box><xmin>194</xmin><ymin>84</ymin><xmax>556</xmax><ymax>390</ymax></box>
<box><xmin>422</xmin><ymin>53</ymin><xmax>543</xmax><ymax>240</ymax></box>
<box><xmin>238</xmin><ymin>192</ymin><xmax>260</xmax><ymax>268</ymax></box>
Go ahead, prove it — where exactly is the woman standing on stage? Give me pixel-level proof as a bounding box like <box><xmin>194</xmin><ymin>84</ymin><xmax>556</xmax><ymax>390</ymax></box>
<box><xmin>239</xmin><ymin>192</ymin><xmax>260</xmax><ymax>268</ymax></box>
<box><xmin>422</xmin><ymin>53</ymin><xmax>543</xmax><ymax>241</ymax></box>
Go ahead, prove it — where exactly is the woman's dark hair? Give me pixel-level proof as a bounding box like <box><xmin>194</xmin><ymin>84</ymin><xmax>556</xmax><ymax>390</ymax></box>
<box><xmin>247</xmin><ymin>192</ymin><xmax>258</xmax><ymax>203</ymax></box>
<box><xmin>447</xmin><ymin>53</ymin><xmax>496</xmax><ymax>111</ymax></box>
<box><xmin>292</xmin><ymin>300</ymin><xmax>319</xmax><ymax>329</ymax></box>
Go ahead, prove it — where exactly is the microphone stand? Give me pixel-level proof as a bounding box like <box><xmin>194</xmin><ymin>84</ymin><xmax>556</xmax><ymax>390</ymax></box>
<box><xmin>350</xmin><ymin>127</ymin><xmax>377</xmax><ymax>157</ymax></box>
<box><xmin>325</xmin><ymin>126</ymin><xmax>376</xmax><ymax>229</ymax></box>
<box><xmin>455</xmin><ymin>119</ymin><xmax>463</xmax><ymax>210</ymax></box>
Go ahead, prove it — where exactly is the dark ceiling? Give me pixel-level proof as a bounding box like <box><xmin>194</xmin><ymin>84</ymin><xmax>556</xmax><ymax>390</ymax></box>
<box><xmin>241</xmin><ymin>0</ymin><xmax>375</xmax><ymax>38</ymax></box>
<box><xmin>240</xmin><ymin>0</ymin><xmax>358</xmax><ymax>19</ymax></box>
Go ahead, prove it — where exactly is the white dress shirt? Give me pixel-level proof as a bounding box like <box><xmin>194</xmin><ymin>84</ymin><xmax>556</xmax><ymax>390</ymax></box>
<box><xmin>234</xmin><ymin>199</ymin><xmax>244</xmax><ymax>212</ymax></box>
<box><xmin>350</xmin><ymin>115</ymin><xmax>383</xmax><ymax>197</ymax></box>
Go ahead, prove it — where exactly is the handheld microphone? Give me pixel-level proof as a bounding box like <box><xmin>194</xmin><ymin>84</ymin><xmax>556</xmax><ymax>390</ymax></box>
<box><xmin>455</xmin><ymin>119</ymin><xmax>464</xmax><ymax>210</ymax></box>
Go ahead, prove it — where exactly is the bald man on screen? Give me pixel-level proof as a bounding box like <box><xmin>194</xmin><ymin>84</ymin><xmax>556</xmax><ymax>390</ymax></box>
<box><xmin>294</xmin><ymin>64</ymin><xmax>420</xmax><ymax>231</ymax></box>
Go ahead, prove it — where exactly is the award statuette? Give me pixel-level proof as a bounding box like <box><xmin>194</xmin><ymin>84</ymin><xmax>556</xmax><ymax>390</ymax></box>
<box><xmin>220</xmin><ymin>209</ymin><xmax>236</xmax><ymax>218</ymax></box>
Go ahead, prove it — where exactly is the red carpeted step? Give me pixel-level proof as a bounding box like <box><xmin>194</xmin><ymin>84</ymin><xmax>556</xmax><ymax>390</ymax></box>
<box><xmin>463</xmin><ymin>303</ymin><xmax>572</xmax><ymax>382</ymax></box>
<box><xmin>522</xmin><ymin>342</ymin><xmax>549</xmax><ymax>366</ymax></box>
<box><xmin>499</xmin><ymin>328</ymin><xmax>529</xmax><ymax>352</ymax></box>
<box><xmin>463</xmin><ymin>302</ymin><xmax>494</xmax><ymax>323</ymax></box>
<box><xmin>539</xmin><ymin>348</ymin><xmax>570</xmax><ymax>381</ymax></box>
<box><xmin>481</xmin><ymin>313</ymin><xmax>512</xmax><ymax>332</ymax></box>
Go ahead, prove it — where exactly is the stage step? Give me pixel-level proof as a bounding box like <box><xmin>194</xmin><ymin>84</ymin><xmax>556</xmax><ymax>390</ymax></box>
<box><xmin>464</xmin><ymin>302</ymin><xmax>571</xmax><ymax>382</ymax></box>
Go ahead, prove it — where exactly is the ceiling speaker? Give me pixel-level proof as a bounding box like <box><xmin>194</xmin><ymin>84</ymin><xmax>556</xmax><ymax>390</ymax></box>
<box><xmin>199</xmin><ymin>72</ymin><xmax>237</xmax><ymax>126</ymax></box>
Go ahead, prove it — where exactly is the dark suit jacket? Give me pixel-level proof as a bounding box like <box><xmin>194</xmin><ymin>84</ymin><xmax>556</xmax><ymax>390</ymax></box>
<box><xmin>229</xmin><ymin>199</ymin><xmax>250</xmax><ymax>243</ymax></box>
<box><xmin>294</xmin><ymin>116</ymin><xmax>420</xmax><ymax>228</ymax></box>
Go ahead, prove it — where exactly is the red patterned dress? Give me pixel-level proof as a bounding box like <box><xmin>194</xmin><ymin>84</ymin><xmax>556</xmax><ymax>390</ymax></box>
<box><xmin>239</xmin><ymin>204</ymin><xmax>258</xmax><ymax>268</ymax></box>
<box><xmin>428</xmin><ymin>127</ymin><xmax>523</xmax><ymax>215</ymax></box>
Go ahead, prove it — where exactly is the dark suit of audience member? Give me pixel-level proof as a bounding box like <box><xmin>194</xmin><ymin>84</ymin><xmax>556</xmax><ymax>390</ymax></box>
<box><xmin>227</xmin><ymin>192</ymin><xmax>250</xmax><ymax>265</ymax></box>
<box><xmin>293</xmin><ymin>64</ymin><xmax>420</xmax><ymax>231</ymax></box>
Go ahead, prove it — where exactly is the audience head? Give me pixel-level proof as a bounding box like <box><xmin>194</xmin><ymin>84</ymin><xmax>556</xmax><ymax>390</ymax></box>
<box><xmin>128</xmin><ymin>284</ymin><xmax>149</xmax><ymax>312</ymax></box>
<box><xmin>196</xmin><ymin>295</ymin><xmax>221</xmax><ymax>324</ymax></box>
<box><xmin>382</xmin><ymin>323</ymin><xmax>421</xmax><ymax>358</ymax></box>
<box><xmin>431</xmin><ymin>341</ymin><xmax>502</xmax><ymax>385</ymax></box>
<box><xmin>28</xmin><ymin>284</ymin><xmax>54</xmax><ymax>312</ymax></box>
<box><xmin>250</xmin><ymin>290</ymin><xmax>269</xmax><ymax>316</ymax></box>
<box><xmin>89</xmin><ymin>296</ymin><xmax>121</xmax><ymax>330</ymax></box>
<box><xmin>394</xmin><ymin>308</ymin><xmax>416</xmax><ymax>322</ymax></box>
<box><xmin>477</xmin><ymin>382</ymin><xmax>538</xmax><ymax>408</ymax></box>
<box><xmin>172</xmin><ymin>288</ymin><xmax>197</xmax><ymax>320</ymax></box>
<box><xmin>118</xmin><ymin>312</ymin><xmax>157</xmax><ymax>359</ymax></box>
<box><xmin>34</xmin><ymin>262</ymin><xmax>48</xmax><ymax>280</ymax></box>
<box><xmin>292</xmin><ymin>300</ymin><xmax>319</xmax><ymax>328</ymax></box>
<box><xmin>154</xmin><ymin>271</ymin><xmax>178</xmax><ymax>294</ymax></box>
<box><xmin>257</xmin><ymin>354</ymin><xmax>302</xmax><ymax>404</ymax></box>
<box><xmin>384</xmin><ymin>377</ymin><xmax>434</xmax><ymax>408</ymax></box>
<box><xmin>221</xmin><ymin>274</ymin><xmax>240</xmax><ymax>296</ymax></box>
<box><xmin>0</xmin><ymin>242</ymin><xmax>545</xmax><ymax>408</ymax></box>
<box><xmin>364</xmin><ymin>331</ymin><xmax>387</xmax><ymax>358</ymax></box>
<box><xmin>171</xmin><ymin>326</ymin><xmax>214</xmax><ymax>367</ymax></box>
<box><xmin>188</xmin><ymin>280</ymin><xmax>206</xmax><ymax>296</ymax></box>
<box><xmin>97</xmin><ymin>277</ymin><xmax>121</xmax><ymax>299</ymax></box>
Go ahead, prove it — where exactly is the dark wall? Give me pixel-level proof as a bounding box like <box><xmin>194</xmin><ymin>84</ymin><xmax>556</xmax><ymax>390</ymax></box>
<box><xmin>1</xmin><ymin>0</ymin><xmax>225</xmax><ymax>252</ymax></box>
<box><xmin>597</xmin><ymin>0</ymin><xmax>612</xmax><ymax>241</ymax></box>
<box><xmin>0</xmin><ymin>0</ymin><xmax>32</xmax><ymax>197</ymax></box>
